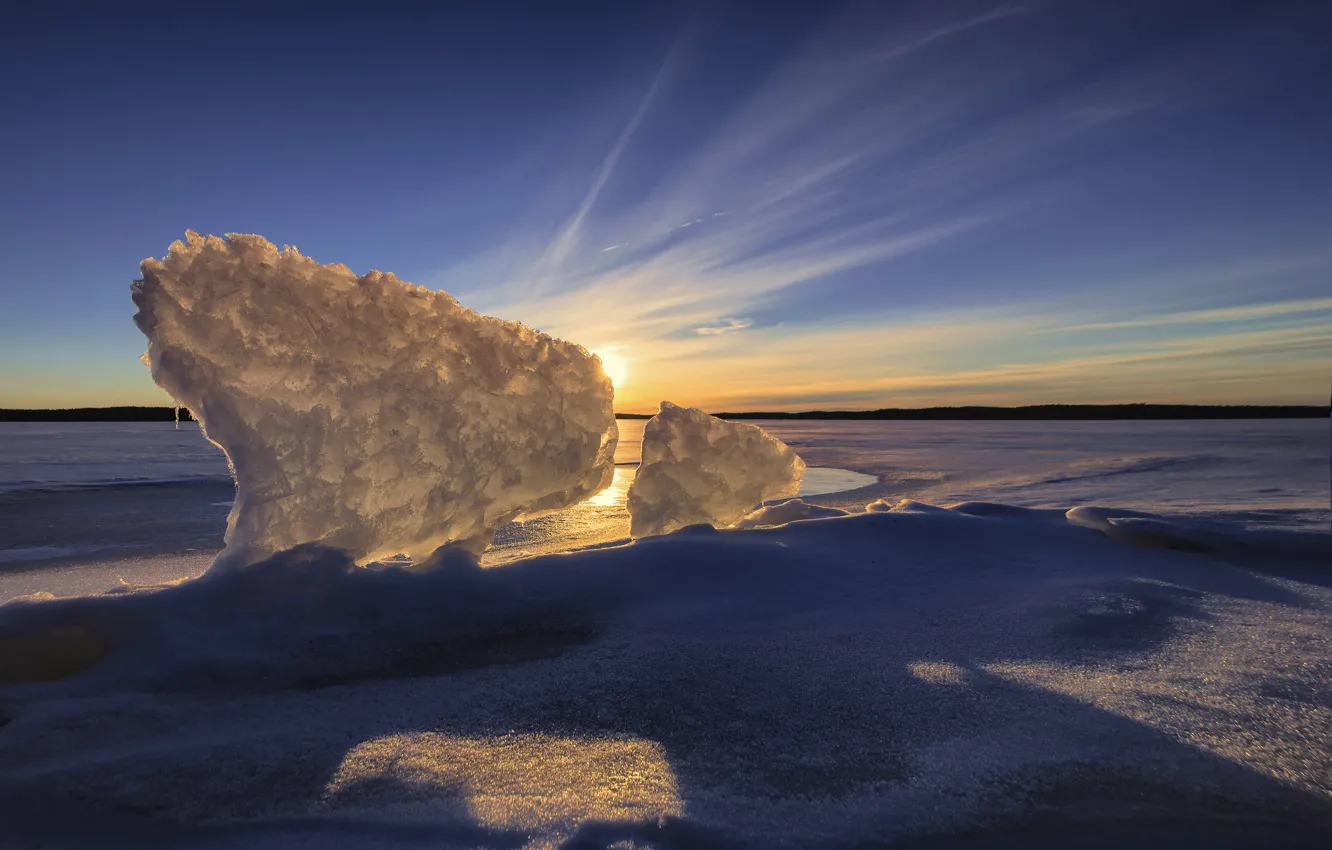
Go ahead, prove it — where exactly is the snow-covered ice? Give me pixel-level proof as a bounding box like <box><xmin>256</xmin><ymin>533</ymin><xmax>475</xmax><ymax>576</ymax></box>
<box><xmin>132</xmin><ymin>233</ymin><xmax>617</xmax><ymax>569</ymax></box>
<box><xmin>1</xmin><ymin>418</ymin><xmax>1326</xmax><ymax>601</ymax></box>
<box><xmin>1</xmin><ymin>504</ymin><xmax>1329</xmax><ymax>848</ymax></box>
<box><xmin>627</xmin><ymin>401</ymin><xmax>804</xmax><ymax>537</ymax></box>
<box><xmin>1</xmin><ymin>418</ymin><xmax>1330</xmax><ymax>846</ymax></box>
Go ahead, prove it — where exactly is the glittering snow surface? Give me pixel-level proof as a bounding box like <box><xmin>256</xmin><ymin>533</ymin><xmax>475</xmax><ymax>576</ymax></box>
<box><xmin>1</xmin><ymin>507</ymin><xmax>1330</xmax><ymax>848</ymax></box>
<box><xmin>132</xmin><ymin>233</ymin><xmax>617</xmax><ymax>569</ymax></box>
<box><xmin>627</xmin><ymin>402</ymin><xmax>804</xmax><ymax>538</ymax></box>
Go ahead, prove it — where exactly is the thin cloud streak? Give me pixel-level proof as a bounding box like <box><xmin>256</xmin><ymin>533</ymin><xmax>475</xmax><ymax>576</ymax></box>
<box><xmin>1055</xmin><ymin>297</ymin><xmax>1332</xmax><ymax>332</ymax></box>
<box><xmin>868</xmin><ymin>3</ymin><xmax>1031</xmax><ymax>62</ymax></box>
<box><xmin>532</xmin><ymin>36</ymin><xmax>684</xmax><ymax>281</ymax></box>
<box><xmin>696</xmin><ymin>318</ymin><xmax>753</xmax><ymax>336</ymax></box>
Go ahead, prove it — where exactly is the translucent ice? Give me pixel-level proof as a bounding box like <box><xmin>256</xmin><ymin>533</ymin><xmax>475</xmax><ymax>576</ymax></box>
<box><xmin>627</xmin><ymin>402</ymin><xmax>804</xmax><ymax>538</ymax></box>
<box><xmin>732</xmin><ymin>498</ymin><xmax>848</xmax><ymax>530</ymax></box>
<box><xmin>132</xmin><ymin>233</ymin><xmax>617</xmax><ymax>570</ymax></box>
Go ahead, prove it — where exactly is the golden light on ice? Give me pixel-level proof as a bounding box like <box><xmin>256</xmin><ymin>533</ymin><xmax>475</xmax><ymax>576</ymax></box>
<box><xmin>323</xmin><ymin>732</ymin><xmax>681</xmax><ymax>834</ymax></box>
<box><xmin>586</xmin><ymin>465</ymin><xmax>633</xmax><ymax>507</ymax></box>
<box><xmin>593</xmin><ymin>347</ymin><xmax>629</xmax><ymax>389</ymax></box>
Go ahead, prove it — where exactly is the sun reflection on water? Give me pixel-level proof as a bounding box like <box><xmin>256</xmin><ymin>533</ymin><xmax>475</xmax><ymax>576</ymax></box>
<box><xmin>586</xmin><ymin>465</ymin><xmax>633</xmax><ymax>508</ymax></box>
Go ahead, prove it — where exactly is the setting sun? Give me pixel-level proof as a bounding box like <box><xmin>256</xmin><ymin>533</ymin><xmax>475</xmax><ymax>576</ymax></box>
<box><xmin>593</xmin><ymin>348</ymin><xmax>629</xmax><ymax>389</ymax></box>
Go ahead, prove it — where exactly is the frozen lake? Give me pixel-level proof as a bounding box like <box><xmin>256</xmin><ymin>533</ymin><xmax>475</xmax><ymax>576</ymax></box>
<box><xmin>2</xmin><ymin>419</ymin><xmax>1330</xmax><ymax>847</ymax></box>
<box><xmin>0</xmin><ymin>418</ymin><xmax>1327</xmax><ymax>600</ymax></box>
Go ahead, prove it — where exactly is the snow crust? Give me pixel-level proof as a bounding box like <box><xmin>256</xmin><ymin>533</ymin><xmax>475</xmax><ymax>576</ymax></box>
<box><xmin>627</xmin><ymin>402</ymin><xmax>804</xmax><ymax>538</ymax></box>
<box><xmin>132</xmin><ymin>233</ymin><xmax>617</xmax><ymax>569</ymax></box>
<box><xmin>732</xmin><ymin>498</ymin><xmax>848</xmax><ymax>529</ymax></box>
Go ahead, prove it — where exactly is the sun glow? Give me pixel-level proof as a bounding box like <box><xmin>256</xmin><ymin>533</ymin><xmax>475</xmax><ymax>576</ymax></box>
<box><xmin>593</xmin><ymin>347</ymin><xmax>629</xmax><ymax>389</ymax></box>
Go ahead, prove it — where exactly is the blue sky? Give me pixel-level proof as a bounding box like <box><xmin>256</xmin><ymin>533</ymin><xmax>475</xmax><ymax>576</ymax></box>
<box><xmin>1</xmin><ymin>0</ymin><xmax>1328</xmax><ymax>411</ymax></box>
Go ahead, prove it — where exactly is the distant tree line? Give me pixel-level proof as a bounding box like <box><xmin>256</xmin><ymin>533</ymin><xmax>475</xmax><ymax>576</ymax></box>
<box><xmin>0</xmin><ymin>406</ymin><xmax>197</xmax><ymax>422</ymax></box>
<box><xmin>622</xmin><ymin>404</ymin><xmax>1330</xmax><ymax>420</ymax></box>
<box><xmin>1</xmin><ymin>403</ymin><xmax>1326</xmax><ymax>422</ymax></box>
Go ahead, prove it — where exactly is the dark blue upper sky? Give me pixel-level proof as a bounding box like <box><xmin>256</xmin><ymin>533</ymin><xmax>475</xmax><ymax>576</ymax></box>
<box><xmin>2</xmin><ymin>0</ymin><xmax>1329</xmax><ymax>410</ymax></box>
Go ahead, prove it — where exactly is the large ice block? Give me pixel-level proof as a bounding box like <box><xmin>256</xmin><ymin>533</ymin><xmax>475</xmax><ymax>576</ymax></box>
<box><xmin>132</xmin><ymin>233</ymin><xmax>617</xmax><ymax>570</ymax></box>
<box><xmin>627</xmin><ymin>401</ymin><xmax>803</xmax><ymax>537</ymax></box>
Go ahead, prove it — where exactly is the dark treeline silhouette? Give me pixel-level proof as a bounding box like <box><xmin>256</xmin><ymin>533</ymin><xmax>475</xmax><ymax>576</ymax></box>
<box><xmin>2</xmin><ymin>404</ymin><xmax>1326</xmax><ymax>422</ymax></box>
<box><xmin>0</xmin><ymin>406</ymin><xmax>196</xmax><ymax>422</ymax></box>
<box><xmin>619</xmin><ymin>404</ymin><xmax>1330</xmax><ymax>421</ymax></box>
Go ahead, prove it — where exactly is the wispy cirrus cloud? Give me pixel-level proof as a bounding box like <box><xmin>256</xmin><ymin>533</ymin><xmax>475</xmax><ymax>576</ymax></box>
<box><xmin>441</xmin><ymin>3</ymin><xmax>1330</xmax><ymax>411</ymax></box>
<box><xmin>1054</xmin><ymin>296</ymin><xmax>1332</xmax><ymax>332</ymax></box>
<box><xmin>529</xmin><ymin>38</ymin><xmax>685</xmax><ymax>284</ymax></box>
<box><xmin>696</xmin><ymin>317</ymin><xmax>752</xmax><ymax>336</ymax></box>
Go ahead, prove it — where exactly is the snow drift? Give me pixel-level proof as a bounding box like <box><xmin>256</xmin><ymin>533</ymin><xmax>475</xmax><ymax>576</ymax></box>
<box><xmin>627</xmin><ymin>402</ymin><xmax>805</xmax><ymax>537</ymax></box>
<box><xmin>132</xmin><ymin>233</ymin><xmax>617</xmax><ymax>570</ymax></box>
<box><xmin>732</xmin><ymin>498</ymin><xmax>849</xmax><ymax>529</ymax></box>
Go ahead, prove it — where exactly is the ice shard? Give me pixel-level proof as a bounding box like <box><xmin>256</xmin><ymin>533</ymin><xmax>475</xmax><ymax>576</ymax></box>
<box><xmin>627</xmin><ymin>401</ymin><xmax>804</xmax><ymax>538</ymax></box>
<box><xmin>133</xmin><ymin>233</ymin><xmax>617</xmax><ymax>570</ymax></box>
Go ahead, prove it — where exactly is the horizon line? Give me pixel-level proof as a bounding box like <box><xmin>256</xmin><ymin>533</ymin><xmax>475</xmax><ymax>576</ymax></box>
<box><xmin>1</xmin><ymin>402</ymin><xmax>1327</xmax><ymax>423</ymax></box>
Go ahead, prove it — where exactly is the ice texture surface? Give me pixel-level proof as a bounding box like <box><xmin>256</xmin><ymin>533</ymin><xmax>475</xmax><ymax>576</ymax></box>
<box><xmin>732</xmin><ymin>498</ymin><xmax>848</xmax><ymax>529</ymax></box>
<box><xmin>132</xmin><ymin>233</ymin><xmax>617</xmax><ymax>570</ymax></box>
<box><xmin>627</xmin><ymin>402</ymin><xmax>804</xmax><ymax>538</ymax></box>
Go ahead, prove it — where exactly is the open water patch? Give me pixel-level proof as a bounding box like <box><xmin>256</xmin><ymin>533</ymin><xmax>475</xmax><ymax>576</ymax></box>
<box><xmin>798</xmin><ymin>467</ymin><xmax>878</xmax><ymax>496</ymax></box>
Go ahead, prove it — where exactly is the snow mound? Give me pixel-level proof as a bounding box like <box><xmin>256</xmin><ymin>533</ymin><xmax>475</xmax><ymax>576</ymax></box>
<box><xmin>866</xmin><ymin>498</ymin><xmax>952</xmax><ymax>514</ymax></box>
<box><xmin>1067</xmin><ymin>506</ymin><xmax>1213</xmax><ymax>551</ymax></box>
<box><xmin>0</xmin><ymin>543</ymin><xmax>613</xmax><ymax>691</ymax></box>
<box><xmin>132</xmin><ymin>233</ymin><xmax>617</xmax><ymax>570</ymax></box>
<box><xmin>627</xmin><ymin>402</ymin><xmax>804</xmax><ymax>538</ymax></box>
<box><xmin>732</xmin><ymin>498</ymin><xmax>848</xmax><ymax>529</ymax></box>
<box><xmin>1065</xmin><ymin>506</ymin><xmax>1332</xmax><ymax>559</ymax></box>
